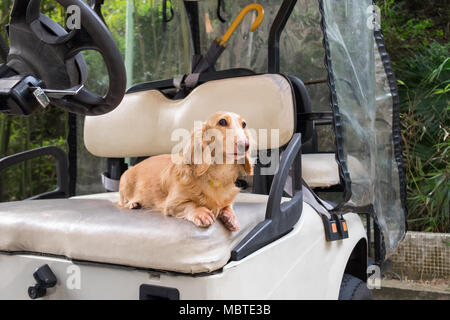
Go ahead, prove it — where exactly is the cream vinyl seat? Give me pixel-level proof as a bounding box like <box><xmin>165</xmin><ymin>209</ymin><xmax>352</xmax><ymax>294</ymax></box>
<box><xmin>0</xmin><ymin>74</ymin><xmax>343</xmax><ymax>274</ymax></box>
<box><xmin>84</xmin><ymin>74</ymin><xmax>296</xmax><ymax>157</ymax></box>
<box><xmin>84</xmin><ymin>73</ymin><xmax>345</xmax><ymax>189</ymax></box>
<box><xmin>0</xmin><ymin>193</ymin><xmax>274</xmax><ymax>274</ymax></box>
<box><xmin>301</xmin><ymin>153</ymin><xmax>366</xmax><ymax>189</ymax></box>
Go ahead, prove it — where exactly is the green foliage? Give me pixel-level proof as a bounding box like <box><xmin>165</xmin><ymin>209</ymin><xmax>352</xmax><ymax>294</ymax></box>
<box><xmin>399</xmin><ymin>50</ymin><xmax>450</xmax><ymax>232</ymax></box>
<box><xmin>376</xmin><ymin>0</ymin><xmax>449</xmax><ymax>232</ymax></box>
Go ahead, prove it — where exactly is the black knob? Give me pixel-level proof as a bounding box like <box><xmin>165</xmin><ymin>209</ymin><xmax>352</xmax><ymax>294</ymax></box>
<box><xmin>28</xmin><ymin>285</ymin><xmax>47</xmax><ymax>300</ymax></box>
<box><xmin>33</xmin><ymin>264</ymin><xmax>57</xmax><ymax>288</ymax></box>
<box><xmin>28</xmin><ymin>264</ymin><xmax>57</xmax><ymax>299</ymax></box>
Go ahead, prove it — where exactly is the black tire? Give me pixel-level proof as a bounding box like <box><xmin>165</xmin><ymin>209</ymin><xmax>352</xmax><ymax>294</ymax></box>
<box><xmin>338</xmin><ymin>273</ymin><xmax>373</xmax><ymax>300</ymax></box>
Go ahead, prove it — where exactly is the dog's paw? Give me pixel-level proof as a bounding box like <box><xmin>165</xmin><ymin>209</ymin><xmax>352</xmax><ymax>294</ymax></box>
<box><xmin>219</xmin><ymin>207</ymin><xmax>240</xmax><ymax>231</ymax></box>
<box><xmin>128</xmin><ymin>202</ymin><xmax>141</xmax><ymax>209</ymax></box>
<box><xmin>191</xmin><ymin>207</ymin><xmax>216</xmax><ymax>227</ymax></box>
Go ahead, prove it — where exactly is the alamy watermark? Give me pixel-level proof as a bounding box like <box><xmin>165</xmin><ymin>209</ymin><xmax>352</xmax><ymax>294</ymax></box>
<box><xmin>367</xmin><ymin>264</ymin><xmax>381</xmax><ymax>289</ymax></box>
<box><xmin>366</xmin><ymin>5</ymin><xmax>381</xmax><ymax>31</ymax></box>
<box><xmin>170</xmin><ymin>122</ymin><xmax>280</xmax><ymax>175</ymax></box>
<box><xmin>66</xmin><ymin>264</ymin><xmax>81</xmax><ymax>290</ymax></box>
<box><xmin>66</xmin><ymin>5</ymin><xmax>81</xmax><ymax>30</ymax></box>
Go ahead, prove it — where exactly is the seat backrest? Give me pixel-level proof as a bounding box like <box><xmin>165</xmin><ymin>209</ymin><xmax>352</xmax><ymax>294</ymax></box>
<box><xmin>288</xmin><ymin>76</ymin><xmax>314</xmax><ymax>143</ymax></box>
<box><xmin>84</xmin><ymin>74</ymin><xmax>296</xmax><ymax>158</ymax></box>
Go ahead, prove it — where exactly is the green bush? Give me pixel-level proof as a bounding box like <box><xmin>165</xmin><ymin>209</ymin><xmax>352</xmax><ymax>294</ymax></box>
<box><xmin>399</xmin><ymin>48</ymin><xmax>449</xmax><ymax>232</ymax></box>
<box><xmin>376</xmin><ymin>0</ymin><xmax>449</xmax><ymax>232</ymax></box>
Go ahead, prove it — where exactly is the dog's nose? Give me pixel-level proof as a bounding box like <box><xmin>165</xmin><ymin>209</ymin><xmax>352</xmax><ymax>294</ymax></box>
<box><xmin>237</xmin><ymin>140</ymin><xmax>250</xmax><ymax>152</ymax></box>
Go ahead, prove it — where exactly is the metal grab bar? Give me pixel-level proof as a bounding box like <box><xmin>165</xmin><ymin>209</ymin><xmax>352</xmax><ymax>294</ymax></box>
<box><xmin>0</xmin><ymin>146</ymin><xmax>69</xmax><ymax>199</ymax></box>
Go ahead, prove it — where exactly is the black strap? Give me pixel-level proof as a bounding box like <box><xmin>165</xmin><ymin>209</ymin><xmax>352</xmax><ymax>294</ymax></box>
<box><xmin>173</xmin><ymin>74</ymin><xmax>185</xmax><ymax>91</ymax></box>
<box><xmin>101</xmin><ymin>172</ymin><xmax>120</xmax><ymax>192</ymax></box>
<box><xmin>172</xmin><ymin>40</ymin><xmax>226</xmax><ymax>98</ymax></box>
<box><xmin>184</xmin><ymin>73</ymin><xmax>200</xmax><ymax>88</ymax></box>
<box><xmin>301</xmin><ymin>182</ymin><xmax>331</xmax><ymax>219</ymax></box>
<box><xmin>301</xmin><ymin>178</ymin><xmax>334</xmax><ymax>211</ymax></box>
<box><xmin>301</xmin><ymin>179</ymin><xmax>349</xmax><ymax>241</ymax></box>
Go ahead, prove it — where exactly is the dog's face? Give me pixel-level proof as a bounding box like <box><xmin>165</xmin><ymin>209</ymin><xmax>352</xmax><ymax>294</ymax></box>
<box><xmin>184</xmin><ymin>111</ymin><xmax>253</xmax><ymax>176</ymax></box>
<box><xmin>205</xmin><ymin>111</ymin><xmax>250</xmax><ymax>162</ymax></box>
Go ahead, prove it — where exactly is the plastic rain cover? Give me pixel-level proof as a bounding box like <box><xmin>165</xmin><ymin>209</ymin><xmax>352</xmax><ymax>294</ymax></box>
<box><xmin>321</xmin><ymin>0</ymin><xmax>406</xmax><ymax>254</ymax></box>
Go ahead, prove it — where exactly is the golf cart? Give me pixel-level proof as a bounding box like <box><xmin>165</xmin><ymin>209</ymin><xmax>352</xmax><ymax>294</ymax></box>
<box><xmin>0</xmin><ymin>0</ymin><xmax>407</xmax><ymax>300</ymax></box>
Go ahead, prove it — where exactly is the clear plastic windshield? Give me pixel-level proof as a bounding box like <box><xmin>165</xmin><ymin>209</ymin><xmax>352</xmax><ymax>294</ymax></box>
<box><xmin>321</xmin><ymin>0</ymin><xmax>406</xmax><ymax>254</ymax></box>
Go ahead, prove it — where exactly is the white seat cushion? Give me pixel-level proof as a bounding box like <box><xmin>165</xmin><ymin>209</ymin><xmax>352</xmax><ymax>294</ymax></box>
<box><xmin>301</xmin><ymin>153</ymin><xmax>365</xmax><ymax>188</ymax></box>
<box><xmin>0</xmin><ymin>193</ymin><xmax>274</xmax><ymax>274</ymax></box>
<box><xmin>302</xmin><ymin>153</ymin><xmax>340</xmax><ymax>188</ymax></box>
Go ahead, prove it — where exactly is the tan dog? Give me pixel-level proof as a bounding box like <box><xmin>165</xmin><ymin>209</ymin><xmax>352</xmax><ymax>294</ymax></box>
<box><xmin>118</xmin><ymin>111</ymin><xmax>253</xmax><ymax>231</ymax></box>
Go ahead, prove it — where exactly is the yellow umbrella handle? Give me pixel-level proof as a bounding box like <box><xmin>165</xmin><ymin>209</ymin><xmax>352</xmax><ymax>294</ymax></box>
<box><xmin>219</xmin><ymin>4</ymin><xmax>264</xmax><ymax>46</ymax></box>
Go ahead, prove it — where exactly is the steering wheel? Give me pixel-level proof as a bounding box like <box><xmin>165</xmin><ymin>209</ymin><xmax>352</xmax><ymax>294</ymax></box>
<box><xmin>5</xmin><ymin>0</ymin><xmax>126</xmax><ymax>115</ymax></box>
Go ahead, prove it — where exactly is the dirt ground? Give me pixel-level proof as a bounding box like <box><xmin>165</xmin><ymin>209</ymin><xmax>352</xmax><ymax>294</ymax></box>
<box><xmin>372</xmin><ymin>278</ymin><xmax>450</xmax><ymax>300</ymax></box>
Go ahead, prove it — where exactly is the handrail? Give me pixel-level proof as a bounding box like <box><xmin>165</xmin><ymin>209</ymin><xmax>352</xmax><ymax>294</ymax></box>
<box><xmin>268</xmin><ymin>0</ymin><xmax>297</xmax><ymax>73</ymax></box>
<box><xmin>231</xmin><ymin>133</ymin><xmax>302</xmax><ymax>261</ymax></box>
<box><xmin>0</xmin><ymin>146</ymin><xmax>69</xmax><ymax>199</ymax></box>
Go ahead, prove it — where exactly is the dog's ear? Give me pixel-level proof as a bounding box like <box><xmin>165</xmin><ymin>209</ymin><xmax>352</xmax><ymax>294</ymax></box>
<box><xmin>184</xmin><ymin>122</ymin><xmax>211</xmax><ymax>176</ymax></box>
<box><xmin>242</xmin><ymin>151</ymin><xmax>254</xmax><ymax>175</ymax></box>
<box><xmin>195</xmin><ymin>123</ymin><xmax>212</xmax><ymax>176</ymax></box>
<box><xmin>241</xmin><ymin>131</ymin><xmax>255</xmax><ymax>175</ymax></box>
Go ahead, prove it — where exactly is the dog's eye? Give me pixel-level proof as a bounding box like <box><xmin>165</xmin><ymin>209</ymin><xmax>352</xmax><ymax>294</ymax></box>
<box><xmin>218</xmin><ymin>119</ymin><xmax>228</xmax><ymax>126</ymax></box>
<box><xmin>242</xmin><ymin>121</ymin><xmax>246</xmax><ymax>129</ymax></box>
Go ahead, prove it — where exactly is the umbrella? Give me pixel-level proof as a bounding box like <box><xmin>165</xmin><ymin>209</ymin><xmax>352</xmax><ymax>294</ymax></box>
<box><xmin>174</xmin><ymin>3</ymin><xmax>264</xmax><ymax>96</ymax></box>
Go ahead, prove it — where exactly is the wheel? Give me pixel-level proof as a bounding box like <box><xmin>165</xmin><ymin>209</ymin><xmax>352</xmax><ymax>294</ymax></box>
<box><xmin>338</xmin><ymin>273</ymin><xmax>373</xmax><ymax>300</ymax></box>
